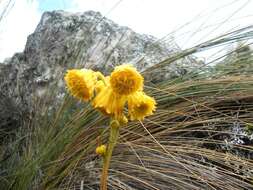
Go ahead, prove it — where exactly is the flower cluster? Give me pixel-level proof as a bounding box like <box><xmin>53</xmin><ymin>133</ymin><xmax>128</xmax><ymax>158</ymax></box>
<box><xmin>64</xmin><ymin>64</ymin><xmax>156</xmax><ymax>122</ymax></box>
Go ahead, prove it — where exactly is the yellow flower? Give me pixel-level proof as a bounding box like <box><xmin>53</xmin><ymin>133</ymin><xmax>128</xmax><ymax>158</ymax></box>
<box><xmin>64</xmin><ymin>69</ymin><xmax>97</xmax><ymax>101</ymax></box>
<box><xmin>110</xmin><ymin>64</ymin><xmax>143</xmax><ymax>96</ymax></box>
<box><xmin>128</xmin><ymin>91</ymin><xmax>156</xmax><ymax>121</ymax></box>
<box><xmin>92</xmin><ymin>84</ymin><xmax>126</xmax><ymax>118</ymax></box>
<box><xmin>96</xmin><ymin>145</ymin><xmax>106</xmax><ymax>156</ymax></box>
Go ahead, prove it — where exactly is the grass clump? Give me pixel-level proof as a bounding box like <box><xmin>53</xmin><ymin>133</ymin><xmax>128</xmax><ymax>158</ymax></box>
<box><xmin>1</xmin><ymin>25</ymin><xmax>253</xmax><ymax>190</ymax></box>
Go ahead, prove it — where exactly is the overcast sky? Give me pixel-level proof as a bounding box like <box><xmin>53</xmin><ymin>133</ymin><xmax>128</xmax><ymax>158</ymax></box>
<box><xmin>0</xmin><ymin>0</ymin><xmax>252</xmax><ymax>62</ymax></box>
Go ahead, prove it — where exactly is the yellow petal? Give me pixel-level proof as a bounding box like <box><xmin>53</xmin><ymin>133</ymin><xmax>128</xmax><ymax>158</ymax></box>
<box><xmin>92</xmin><ymin>85</ymin><xmax>127</xmax><ymax>118</ymax></box>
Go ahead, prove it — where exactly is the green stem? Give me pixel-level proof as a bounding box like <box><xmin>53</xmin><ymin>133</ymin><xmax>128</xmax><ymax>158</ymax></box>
<box><xmin>100</xmin><ymin>120</ymin><xmax>120</xmax><ymax>190</ymax></box>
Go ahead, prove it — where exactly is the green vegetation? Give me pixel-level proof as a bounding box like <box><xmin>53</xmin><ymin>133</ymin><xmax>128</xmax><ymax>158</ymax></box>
<box><xmin>1</xmin><ymin>26</ymin><xmax>253</xmax><ymax>190</ymax></box>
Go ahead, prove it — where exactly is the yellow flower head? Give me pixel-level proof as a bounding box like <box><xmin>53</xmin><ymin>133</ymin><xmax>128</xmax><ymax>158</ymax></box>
<box><xmin>96</xmin><ymin>145</ymin><xmax>106</xmax><ymax>156</ymax></box>
<box><xmin>110</xmin><ymin>64</ymin><xmax>143</xmax><ymax>96</ymax></box>
<box><xmin>92</xmin><ymin>83</ymin><xmax>126</xmax><ymax>117</ymax></box>
<box><xmin>128</xmin><ymin>91</ymin><xmax>156</xmax><ymax>121</ymax></box>
<box><xmin>64</xmin><ymin>69</ymin><xmax>97</xmax><ymax>101</ymax></box>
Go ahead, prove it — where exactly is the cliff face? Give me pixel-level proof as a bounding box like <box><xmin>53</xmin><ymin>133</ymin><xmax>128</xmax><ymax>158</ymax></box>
<box><xmin>0</xmin><ymin>10</ymin><xmax>198</xmax><ymax>133</ymax></box>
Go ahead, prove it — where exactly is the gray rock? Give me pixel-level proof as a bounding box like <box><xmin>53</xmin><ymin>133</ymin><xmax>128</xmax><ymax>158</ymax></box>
<box><xmin>0</xmin><ymin>10</ymin><xmax>199</xmax><ymax>132</ymax></box>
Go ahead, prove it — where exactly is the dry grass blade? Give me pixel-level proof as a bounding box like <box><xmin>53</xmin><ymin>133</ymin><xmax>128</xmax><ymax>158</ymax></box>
<box><xmin>1</xmin><ymin>4</ymin><xmax>253</xmax><ymax>189</ymax></box>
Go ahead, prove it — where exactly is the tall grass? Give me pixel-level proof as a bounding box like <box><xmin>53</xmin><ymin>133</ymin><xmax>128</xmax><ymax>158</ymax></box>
<box><xmin>1</xmin><ymin>1</ymin><xmax>253</xmax><ymax>189</ymax></box>
<box><xmin>0</xmin><ymin>25</ymin><xmax>253</xmax><ymax>189</ymax></box>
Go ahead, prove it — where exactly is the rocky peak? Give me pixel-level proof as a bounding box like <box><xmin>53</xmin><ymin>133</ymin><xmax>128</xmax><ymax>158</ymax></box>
<box><xmin>23</xmin><ymin>10</ymin><xmax>181</xmax><ymax>72</ymax></box>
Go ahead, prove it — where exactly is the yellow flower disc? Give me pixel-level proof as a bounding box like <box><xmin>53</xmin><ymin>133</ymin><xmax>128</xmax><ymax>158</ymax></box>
<box><xmin>96</xmin><ymin>145</ymin><xmax>106</xmax><ymax>155</ymax></box>
<box><xmin>110</xmin><ymin>64</ymin><xmax>143</xmax><ymax>96</ymax></box>
<box><xmin>64</xmin><ymin>69</ymin><xmax>97</xmax><ymax>101</ymax></box>
<box><xmin>128</xmin><ymin>91</ymin><xmax>156</xmax><ymax>121</ymax></box>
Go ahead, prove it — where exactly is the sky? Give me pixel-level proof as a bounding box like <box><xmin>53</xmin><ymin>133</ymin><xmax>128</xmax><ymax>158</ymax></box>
<box><xmin>0</xmin><ymin>0</ymin><xmax>252</xmax><ymax>62</ymax></box>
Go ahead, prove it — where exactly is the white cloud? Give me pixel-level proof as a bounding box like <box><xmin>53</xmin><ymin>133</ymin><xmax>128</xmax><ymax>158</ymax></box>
<box><xmin>0</xmin><ymin>0</ymin><xmax>41</xmax><ymax>62</ymax></box>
